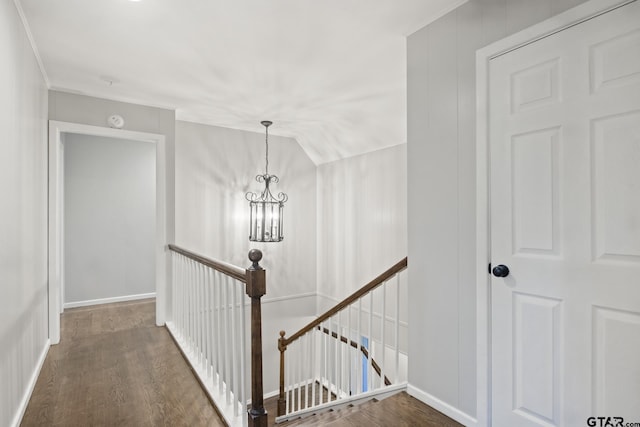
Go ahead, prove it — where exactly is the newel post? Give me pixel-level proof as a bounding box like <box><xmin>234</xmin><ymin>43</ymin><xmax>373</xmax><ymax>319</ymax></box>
<box><xmin>277</xmin><ymin>330</ymin><xmax>287</xmax><ymax>416</ymax></box>
<box><xmin>246</xmin><ymin>249</ymin><xmax>267</xmax><ymax>427</ymax></box>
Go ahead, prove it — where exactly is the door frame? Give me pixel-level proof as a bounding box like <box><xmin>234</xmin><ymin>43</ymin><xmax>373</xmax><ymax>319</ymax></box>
<box><xmin>474</xmin><ymin>0</ymin><xmax>635</xmax><ymax>425</ymax></box>
<box><xmin>48</xmin><ymin>120</ymin><xmax>167</xmax><ymax>344</ymax></box>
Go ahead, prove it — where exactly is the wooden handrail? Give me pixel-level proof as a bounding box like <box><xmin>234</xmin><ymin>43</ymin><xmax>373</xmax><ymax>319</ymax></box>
<box><xmin>168</xmin><ymin>244</ymin><xmax>247</xmax><ymax>282</ymax></box>
<box><xmin>281</xmin><ymin>257</ymin><xmax>407</xmax><ymax>347</ymax></box>
<box><xmin>277</xmin><ymin>257</ymin><xmax>408</xmax><ymax>417</ymax></box>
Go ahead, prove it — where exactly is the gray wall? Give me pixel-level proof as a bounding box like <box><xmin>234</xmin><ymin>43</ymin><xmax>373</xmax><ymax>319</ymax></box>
<box><xmin>63</xmin><ymin>134</ymin><xmax>156</xmax><ymax>304</ymax></box>
<box><xmin>316</xmin><ymin>144</ymin><xmax>407</xmax><ymax>306</ymax></box>
<box><xmin>175</xmin><ymin>120</ymin><xmax>318</xmax><ymax>394</ymax></box>
<box><xmin>407</xmin><ymin>0</ymin><xmax>589</xmax><ymax>418</ymax></box>
<box><xmin>48</xmin><ymin>90</ymin><xmax>176</xmax><ymax>245</ymax></box>
<box><xmin>49</xmin><ymin>90</ymin><xmax>175</xmax><ymax>316</ymax></box>
<box><xmin>0</xmin><ymin>0</ymin><xmax>48</xmax><ymax>425</ymax></box>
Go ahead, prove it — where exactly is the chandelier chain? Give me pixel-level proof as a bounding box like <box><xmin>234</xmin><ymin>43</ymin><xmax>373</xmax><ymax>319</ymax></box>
<box><xmin>265</xmin><ymin>124</ymin><xmax>269</xmax><ymax>176</ymax></box>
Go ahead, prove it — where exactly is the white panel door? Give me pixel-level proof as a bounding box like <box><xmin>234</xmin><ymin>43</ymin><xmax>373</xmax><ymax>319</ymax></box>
<box><xmin>489</xmin><ymin>2</ymin><xmax>640</xmax><ymax>426</ymax></box>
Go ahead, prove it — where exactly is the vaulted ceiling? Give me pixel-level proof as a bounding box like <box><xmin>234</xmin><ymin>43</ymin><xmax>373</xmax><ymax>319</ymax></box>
<box><xmin>19</xmin><ymin>0</ymin><xmax>464</xmax><ymax>164</ymax></box>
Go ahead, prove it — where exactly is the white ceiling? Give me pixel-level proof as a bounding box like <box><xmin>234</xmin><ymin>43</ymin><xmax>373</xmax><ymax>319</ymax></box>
<box><xmin>19</xmin><ymin>0</ymin><xmax>464</xmax><ymax>164</ymax></box>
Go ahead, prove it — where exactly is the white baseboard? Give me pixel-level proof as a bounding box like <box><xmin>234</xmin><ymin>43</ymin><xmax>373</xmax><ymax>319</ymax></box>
<box><xmin>261</xmin><ymin>292</ymin><xmax>316</xmax><ymax>305</ymax></box>
<box><xmin>11</xmin><ymin>339</ymin><xmax>50</xmax><ymax>427</ymax></box>
<box><xmin>407</xmin><ymin>384</ymin><xmax>478</xmax><ymax>427</ymax></box>
<box><xmin>263</xmin><ymin>388</ymin><xmax>280</xmax><ymax>400</ymax></box>
<box><xmin>64</xmin><ymin>292</ymin><xmax>156</xmax><ymax>309</ymax></box>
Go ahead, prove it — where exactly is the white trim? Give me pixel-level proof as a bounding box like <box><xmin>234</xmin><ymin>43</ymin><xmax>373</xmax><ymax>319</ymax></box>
<box><xmin>260</xmin><ymin>291</ymin><xmax>316</xmax><ymax>305</ymax></box>
<box><xmin>50</xmin><ymin>87</ymin><xmax>178</xmax><ymax>113</ymax></box>
<box><xmin>63</xmin><ymin>293</ymin><xmax>156</xmax><ymax>309</ymax></box>
<box><xmin>10</xmin><ymin>339</ymin><xmax>50</xmax><ymax>427</ymax></box>
<box><xmin>474</xmin><ymin>1</ymin><xmax>634</xmax><ymax>426</ymax></box>
<box><xmin>48</xmin><ymin>121</ymin><xmax>167</xmax><ymax>344</ymax></box>
<box><xmin>246</xmin><ymin>389</ymin><xmax>279</xmax><ymax>409</ymax></box>
<box><xmin>407</xmin><ymin>384</ymin><xmax>477</xmax><ymax>427</ymax></box>
<box><xmin>259</xmin><ymin>388</ymin><xmax>280</xmax><ymax>402</ymax></box>
<box><xmin>12</xmin><ymin>0</ymin><xmax>50</xmax><ymax>87</ymax></box>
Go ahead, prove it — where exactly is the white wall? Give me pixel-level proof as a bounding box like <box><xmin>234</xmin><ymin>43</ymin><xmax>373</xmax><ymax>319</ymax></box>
<box><xmin>0</xmin><ymin>0</ymin><xmax>48</xmax><ymax>425</ymax></box>
<box><xmin>63</xmin><ymin>134</ymin><xmax>156</xmax><ymax>305</ymax></box>
<box><xmin>316</xmin><ymin>144</ymin><xmax>407</xmax><ymax>308</ymax></box>
<box><xmin>175</xmin><ymin>120</ymin><xmax>317</xmax><ymax>394</ymax></box>
<box><xmin>406</xmin><ymin>0</ymin><xmax>590</xmax><ymax>420</ymax></box>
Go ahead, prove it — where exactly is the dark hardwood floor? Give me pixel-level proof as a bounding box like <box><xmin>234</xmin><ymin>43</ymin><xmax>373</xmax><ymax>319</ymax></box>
<box><xmin>265</xmin><ymin>391</ymin><xmax>464</xmax><ymax>427</ymax></box>
<box><xmin>22</xmin><ymin>299</ymin><xmax>464</xmax><ymax>426</ymax></box>
<box><xmin>21</xmin><ymin>299</ymin><xmax>225</xmax><ymax>427</ymax></box>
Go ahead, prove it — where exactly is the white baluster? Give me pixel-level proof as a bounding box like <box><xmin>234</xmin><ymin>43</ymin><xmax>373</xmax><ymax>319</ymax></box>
<box><xmin>231</xmin><ymin>280</ymin><xmax>238</xmax><ymax>417</ymax></box>
<box><xmin>336</xmin><ymin>311</ymin><xmax>342</xmax><ymax>399</ymax></box>
<box><xmin>171</xmin><ymin>253</ymin><xmax>176</xmax><ymax>326</ymax></box>
<box><xmin>347</xmin><ymin>305</ymin><xmax>352</xmax><ymax>397</ymax></box>
<box><xmin>291</xmin><ymin>340</ymin><xmax>298</xmax><ymax>411</ymax></box>
<box><xmin>183</xmin><ymin>258</ymin><xmax>188</xmax><ymax>345</ymax></box>
<box><xmin>188</xmin><ymin>260</ymin><xmax>193</xmax><ymax>351</ymax></box>
<box><xmin>381</xmin><ymin>281</ymin><xmax>386</xmax><ymax>388</ymax></box>
<box><xmin>357</xmin><ymin>298</ymin><xmax>362</xmax><ymax>395</ymax></box>
<box><xmin>217</xmin><ymin>271</ymin><xmax>223</xmax><ymax>394</ymax></box>
<box><xmin>321</xmin><ymin>322</ymin><xmax>327</xmax><ymax>404</ymax></box>
<box><xmin>331</xmin><ymin>315</ymin><xmax>337</xmax><ymax>401</ymax></box>
<box><xmin>224</xmin><ymin>275</ymin><xmax>231</xmax><ymax>404</ymax></box>
<box><xmin>194</xmin><ymin>263</ymin><xmax>199</xmax><ymax>361</ymax></box>
<box><xmin>305</xmin><ymin>331</ymin><xmax>311</xmax><ymax>409</ymax></box>
<box><xmin>196</xmin><ymin>263</ymin><xmax>204</xmax><ymax>364</ymax></box>
<box><xmin>296</xmin><ymin>337</ymin><xmax>304</xmax><ymax>411</ymax></box>
<box><xmin>199</xmin><ymin>265</ymin><xmax>205</xmax><ymax>366</ymax></box>
<box><xmin>326</xmin><ymin>321</ymin><xmax>331</xmax><ymax>402</ymax></box>
<box><xmin>180</xmin><ymin>255</ymin><xmax>185</xmax><ymax>338</ymax></box>
<box><xmin>171</xmin><ymin>253</ymin><xmax>176</xmax><ymax>325</ymax></box>
<box><xmin>191</xmin><ymin>260</ymin><xmax>197</xmax><ymax>352</ymax></box>
<box><xmin>210</xmin><ymin>268</ymin><xmax>217</xmax><ymax>386</ymax></box>
<box><xmin>207</xmin><ymin>267</ymin><xmax>213</xmax><ymax>378</ymax></box>
<box><xmin>185</xmin><ymin>256</ymin><xmax>190</xmax><ymax>343</ymax></box>
<box><xmin>300</xmin><ymin>334</ymin><xmax>309</xmax><ymax>409</ymax></box>
<box><xmin>239</xmin><ymin>278</ymin><xmax>247</xmax><ymax>418</ymax></box>
<box><xmin>176</xmin><ymin>255</ymin><xmax>182</xmax><ymax>335</ymax></box>
<box><xmin>395</xmin><ymin>273</ymin><xmax>400</xmax><ymax>383</ymax></box>
<box><xmin>310</xmin><ymin>328</ymin><xmax>316</xmax><ymax>409</ymax></box>
<box><xmin>293</xmin><ymin>341</ymin><xmax>299</xmax><ymax>411</ymax></box>
<box><xmin>285</xmin><ymin>345</ymin><xmax>291</xmax><ymax>415</ymax></box>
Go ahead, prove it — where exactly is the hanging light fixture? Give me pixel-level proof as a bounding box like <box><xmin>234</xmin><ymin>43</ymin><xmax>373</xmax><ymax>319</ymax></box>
<box><xmin>245</xmin><ymin>121</ymin><xmax>288</xmax><ymax>242</ymax></box>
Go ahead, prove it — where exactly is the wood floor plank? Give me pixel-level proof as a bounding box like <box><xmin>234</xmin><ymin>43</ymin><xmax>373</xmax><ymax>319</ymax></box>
<box><xmin>21</xmin><ymin>299</ymin><xmax>225</xmax><ymax>427</ymax></box>
<box><xmin>266</xmin><ymin>391</ymin><xmax>464</xmax><ymax>427</ymax></box>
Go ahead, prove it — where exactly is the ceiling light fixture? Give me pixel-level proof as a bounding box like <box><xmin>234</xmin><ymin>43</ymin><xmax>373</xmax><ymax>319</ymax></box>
<box><xmin>245</xmin><ymin>121</ymin><xmax>288</xmax><ymax>242</ymax></box>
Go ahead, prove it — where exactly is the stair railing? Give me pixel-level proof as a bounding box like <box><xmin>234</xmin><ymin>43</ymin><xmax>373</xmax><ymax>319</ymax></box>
<box><xmin>277</xmin><ymin>257</ymin><xmax>408</xmax><ymax>422</ymax></box>
<box><xmin>167</xmin><ymin>244</ymin><xmax>267</xmax><ymax>427</ymax></box>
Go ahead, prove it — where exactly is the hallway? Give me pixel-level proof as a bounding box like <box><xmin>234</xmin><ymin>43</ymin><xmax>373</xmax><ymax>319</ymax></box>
<box><xmin>21</xmin><ymin>300</ymin><xmax>225</xmax><ymax>426</ymax></box>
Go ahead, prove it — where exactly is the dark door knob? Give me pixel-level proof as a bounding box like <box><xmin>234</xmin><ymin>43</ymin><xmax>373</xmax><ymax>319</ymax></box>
<box><xmin>492</xmin><ymin>264</ymin><xmax>510</xmax><ymax>277</ymax></box>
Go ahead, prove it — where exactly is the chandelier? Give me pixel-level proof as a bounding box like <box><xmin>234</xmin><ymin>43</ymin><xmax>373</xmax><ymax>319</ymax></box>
<box><xmin>245</xmin><ymin>121</ymin><xmax>288</xmax><ymax>242</ymax></box>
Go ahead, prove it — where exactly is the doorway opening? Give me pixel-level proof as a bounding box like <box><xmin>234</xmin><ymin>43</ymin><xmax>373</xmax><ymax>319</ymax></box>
<box><xmin>48</xmin><ymin>121</ymin><xmax>167</xmax><ymax>344</ymax></box>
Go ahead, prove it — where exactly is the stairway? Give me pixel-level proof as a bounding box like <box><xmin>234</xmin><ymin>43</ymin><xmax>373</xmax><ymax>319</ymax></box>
<box><xmin>265</xmin><ymin>392</ymin><xmax>464</xmax><ymax>427</ymax></box>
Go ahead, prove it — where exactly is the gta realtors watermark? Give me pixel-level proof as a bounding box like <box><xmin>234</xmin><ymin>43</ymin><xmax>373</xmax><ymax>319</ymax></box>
<box><xmin>587</xmin><ymin>417</ymin><xmax>640</xmax><ymax>427</ymax></box>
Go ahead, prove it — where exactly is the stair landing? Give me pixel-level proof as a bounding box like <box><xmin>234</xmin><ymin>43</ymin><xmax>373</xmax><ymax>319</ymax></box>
<box><xmin>265</xmin><ymin>391</ymin><xmax>464</xmax><ymax>426</ymax></box>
